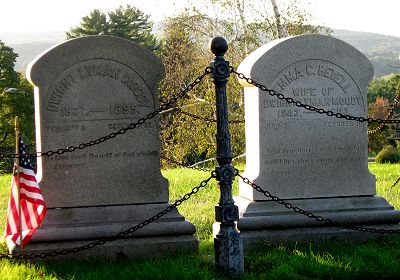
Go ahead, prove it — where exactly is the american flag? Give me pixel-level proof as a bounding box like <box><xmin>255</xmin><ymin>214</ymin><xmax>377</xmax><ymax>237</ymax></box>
<box><xmin>4</xmin><ymin>136</ymin><xmax>46</xmax><ymax>252</ymax></box>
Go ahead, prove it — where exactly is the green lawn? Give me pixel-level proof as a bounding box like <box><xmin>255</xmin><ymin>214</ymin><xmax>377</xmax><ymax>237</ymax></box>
<box><xmin>0</xmin><ymin>164</ymin><xmax>400</xmax><ymax>279</ymax></box>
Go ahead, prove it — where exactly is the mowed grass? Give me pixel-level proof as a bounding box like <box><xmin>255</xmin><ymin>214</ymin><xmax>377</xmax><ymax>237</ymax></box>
<box><xmin>0</xmin><ymin>164</ymin><xmax>400</xmax><ymax>279</ymax></box>
<box><xmin>370</xmin><ymin>163</ymin><xmax>400</xmax><ymax>209</ymax></box>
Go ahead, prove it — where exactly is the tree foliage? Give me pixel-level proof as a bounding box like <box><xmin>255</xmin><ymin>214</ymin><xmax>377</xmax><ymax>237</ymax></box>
<box><xmin>66</xmin><ymin>5</ymin><xmax>160</xmax><ymax>52</ymax></box>
<box><xmin>0</xmin><ymin>41</ymin><xmax>19</xmax><ymax>89</ymax></box>
<box><xmin>367</xmin><ymin>74</ymin><xmax>400</xmax><ymax>154</ymax></box>
<box><xmin>368</xmin><ymin>97</ymin><xmax>392</xmax><ymax>154</ymax></box>
<box><xmin>159</xmin><ymin>0</ymin><xmax>329</xmax><ymax>166</ymax></box>
<box><xmin>367</xmin><ymin>74</ymin><xmax>400</xmax><ymax>104</ymax></box>
<box><xmin>369</xmin><ymin>96</ymin><xmax>390</xmax><ymax>120</ymax></box>
<box><xmin>0</xmin><ymin>40</ymin><xmax>35</xmax><ymax>172</ymax></box>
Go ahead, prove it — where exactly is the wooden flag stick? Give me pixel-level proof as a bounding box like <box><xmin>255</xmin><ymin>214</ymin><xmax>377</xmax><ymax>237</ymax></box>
<box><xmin>14</xmin><ymin>116</ymin><xmax>23</xmax><ymax>252</ymax></box>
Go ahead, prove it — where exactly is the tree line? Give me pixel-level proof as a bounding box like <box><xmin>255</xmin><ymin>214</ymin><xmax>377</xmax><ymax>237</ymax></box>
<box><xmin>0</xmin><ymin>1</ymin><xmax>398</xmax><ymax>172</ymax></box>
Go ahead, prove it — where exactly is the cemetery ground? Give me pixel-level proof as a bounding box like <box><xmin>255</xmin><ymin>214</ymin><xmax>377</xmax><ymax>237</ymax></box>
<box><xmin>0</xmin><ymin>164</ymin><xmax>400</xmax><ymax>279</ymax></box>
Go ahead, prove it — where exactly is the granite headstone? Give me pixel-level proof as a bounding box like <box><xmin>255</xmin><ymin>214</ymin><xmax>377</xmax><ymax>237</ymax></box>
<box><xmin>234</xmin><ymin>35</ymin><xmax>400</xmax><ymax>244</ymax></box>
<box><xmin>29</xmin><ymin>36</ymin><xmax>167</xmax><ymax>207</ymax></box>
<box><xmin>24</xmin><ymin>36</ymin><xmax>197</xmax><ymax>259</ymax></box>
<box><xmin>238</xmin><ymin>34</ymin><xmax>374</xmax><ymax>200</ymax></box>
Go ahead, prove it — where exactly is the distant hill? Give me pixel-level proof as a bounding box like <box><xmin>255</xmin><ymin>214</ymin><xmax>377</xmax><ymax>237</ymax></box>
<box><xmin>332</xmin><ymin>29</ymin><xmax>400</xmax><ymax>77</ymax></box>
<box><xmin>0</xmin><ymin>31</ymin><xmax>65</xmax><ymax>75</ymax></box>
<box><xmin>0</xmin><ymin>29</ymin><xmax>399</xmax><ymax>77</ymax></box>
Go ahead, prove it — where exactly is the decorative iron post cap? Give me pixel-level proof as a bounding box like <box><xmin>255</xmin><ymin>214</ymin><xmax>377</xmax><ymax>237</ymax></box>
<box><xmin>210</xmin><ymin>37</ymin><xmax>228</xmax><ymax>56</ymax></box>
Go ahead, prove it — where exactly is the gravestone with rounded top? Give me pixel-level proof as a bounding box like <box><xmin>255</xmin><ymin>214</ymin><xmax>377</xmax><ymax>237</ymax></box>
<box><xmin>235</xmin><ymin>34</ymin><xmax>400</xmax><ymax>245</ymax></box>
<box><xmin>23</xmin><ymin>35</ymin><xmax>197</xmax><ymax>259</ymax></box>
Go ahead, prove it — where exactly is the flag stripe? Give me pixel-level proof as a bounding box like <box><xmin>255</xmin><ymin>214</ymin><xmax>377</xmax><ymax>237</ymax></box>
<box><xmin>4</xmin><ymin>135</ymin><xmax>47</xmax><ymax>251</ymax></box>
<box><xmin>20</xmin><ymin>185</ymin><xmax>41</xmax><ymax>193</ymax></box>
<box><xmin>19</xmin><ymin>170</ymin><xmax>37</xmax><ymax>181</ymax></box>
<box><xmin>19</xmin><ymin>177</ymin><xmax>40</xmax><ymax>189</ymax></box>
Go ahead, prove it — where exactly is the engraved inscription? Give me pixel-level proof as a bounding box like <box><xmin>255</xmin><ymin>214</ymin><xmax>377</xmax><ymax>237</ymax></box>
<box><xmin>42</xmin><ymin>59</ymin><xmax>158</xmax><ymax>172</ymax></box>
<box><xmin>275</xmin><ymin>62</ymin><xmax>352</xmax><ymax>92</ymax></box>
<box><xmin>261</xmin><ymin>144</ymin><xmax>365</xmax><ymax>177</ymax></box>
<box><xmin>47</xmin><ymin>150</ymin><xmax>159</xmax><ymax>170</ymax></box>
<box><xmin>77</xmin><ymin>64</ymin><xmax>121</xmax><ymax>80</ymax></box>
<box><xmin>264</xmin><ymin>59</ymin><xmax>364</xmax><ymax>120</ymax></box>
<box><xmin>259</xmin><ymin>59</ymin><xmax>367</xmax><ymax>187</ymax></box>
<box><xmin>45</xmin><ymin>59</ymin><xmax>153</xmax><ymax>118</ymax></box>
<box><xmin>47</xmin><ymin>74</ymin><xmax>76</xmax><ymax>112</ymax></box>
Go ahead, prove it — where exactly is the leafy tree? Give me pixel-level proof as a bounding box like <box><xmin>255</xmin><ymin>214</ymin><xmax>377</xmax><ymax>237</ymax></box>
<box><xmin>208</xmin><ymin>0</ymin><xmax>330</xmax><ymax>49</ymax></box>
<box><xmin>367</xmin><ymin>74</ymin><xmax>400</xmax><ymax>154</ymax></box>
<box><xmin>159</xmin><ymin>15</ymin><xmax>226</xmax><ymax>165</ymax></box>
<box><xmin>367</xmin><ymin>74</ymin><xmax>400</xmax><ymax>104</ymax></box>
<box><xmin>369</xmin><ymin>96</ymin><xmax>390</xmax><ymax>120</ymax></box>
<box><xmin>368</xmin><ymin>97</ymin><xmax>392</xmax><ymax>154</ymax></box>
<box><xmin>0</xmin><ymin>40</ymin><xmax>35</xmax><ymax>172</ymax></box>
<box><xmin>0</xmin><ymin>41</ymin><xmax>19</xmax><ymax>90</ymax></box>
<box><xmin>66</xmin><ymin>5</ymin><xmax>160</xmax><ymax>52</ymax></box>
<box><xmin>159</xmin><ymin>0</ymin><xmax>329</xmax><ymax>167</ymax></box>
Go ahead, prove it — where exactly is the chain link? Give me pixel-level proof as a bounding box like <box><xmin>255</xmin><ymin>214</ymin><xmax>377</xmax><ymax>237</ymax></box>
<box><xmin>231</xmin><ymin>67</ymin><xmax>400</xmax><ymax>125</ymax></box>
<box><xmin>161</xmin><ymin>154</ymin><xmax>245</xmax><ymax>173</ymax></box>
<box><xmin>0</xmin><ymin>174</ymin><xmax>215</xmax><ymax>260</ymax></box>
<box><xmin>161</xmin><ymin>154</ymin><xmax>213</xmax><ymax>173</ymax></box>
<box><xmin>0</xmin><ymin>68</ymin><xmax>212</xmax><ymax>160</ymax></box>
<box><xmin>174</xmin><ymin>107</ymin><xmax>244</xmax><ymax>124</ymax></box>
<box><xmin>391</xmin><ymin>175</ymin><xmax>400</xmax><ymax>188</ymax></box>
<box><xmin>237</xmin><ymin>172</ymin><xmax>400</xmax><ymax>234</ymax></box>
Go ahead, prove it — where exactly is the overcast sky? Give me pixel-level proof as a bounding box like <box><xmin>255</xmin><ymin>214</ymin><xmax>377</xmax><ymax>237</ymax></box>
<box><xmin>0</xmin><ymin>0</ymin><xmax>399</xmax><ymax>37</ymax></box>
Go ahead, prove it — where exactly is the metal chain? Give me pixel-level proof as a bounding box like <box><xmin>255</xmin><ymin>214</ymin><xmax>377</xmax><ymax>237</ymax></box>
<box><xmin>0</xmin><ymin>68</ymin><xmax>212</xmax><ymax>160</ymax></box>
<box><xmin>161</xmin><ymin>154</ymin><xmax>245</xmax><ymax>173</ymax></box>
<box><xmin>237</xmin><ymin>172</ymin><xmax>400</xmax><ymax>234</ymax></box>
<box><xmin>391</xmin><ymin>175</ymin><xmax>400</xmax><ymax>188</ymax></box>
<box><xmin>0</xmin><ymin>174</ymin><xmax>215</xmax><ymax>260</ymax></box>
<box><xmin>161</xmin><ymin>154</ymin><xmax>212</xmax><ymax>173</ymax></box>
<box><xmin>174</xmin><ymin>107</ymin><xmax>244</xmax><ymax>124</ymax></box>
<box><xmin>24</xmin><ymin>142</ymin><xmax>36</xmax><ymax>147</ymax></box>
<box><xmin>368</xmin><ymin>86</ymin><xmax>400</xmax><ymax>134</ymax></box>
<box><xmin>231</xmin><ymin>67</ymin><xmax>400</xmax><ymax>125</ymax></box>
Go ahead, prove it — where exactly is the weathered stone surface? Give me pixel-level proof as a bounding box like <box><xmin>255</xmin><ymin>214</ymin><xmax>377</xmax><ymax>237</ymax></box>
<box><xmin>19</xmin><ymin>235</ymin><xmax>198</xmax><ymax>262</ymax></box>
<box><xmin>27</xmin><ymin>35</ymin><xmax>167</xmax><ymax>208</ymax></box>
<box><xmin>235</xmin><ymin>34</ymin><xmax>400</xmax><ymax>245</ymax></box>
<box><xmin>24</xmin><ymin>35</ymin><xmax>197</xmax><ymax>259</ymax></box>
<box><xmin>236</xmin><ymin>196</ymin><xmax>400</xmax><ymax>230</ymax></box>
<box><xmin>238</xmin><ymin>34</ymin><xmax>375</xmax><ymax>200</ymax></box>
<box><xmin>31</xmin><ymin>204</ymin><xmax>196</xmax><ymax>242</ymax></box>
<box><xmin>239</xmin><ymin>225</ymin><xmax>400</xmax><ymax>246</ymax></box>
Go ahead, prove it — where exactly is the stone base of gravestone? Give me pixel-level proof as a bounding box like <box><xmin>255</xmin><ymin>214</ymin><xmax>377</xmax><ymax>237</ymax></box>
<box><xmin>21</xmin><ymin>204</ymin><xmax>197</xmax><ymax>260</ymax></box>
<box><xmin>234</xmin><ymin>196</ymin><xmax>400</xmax><ymax>246</ymax></box>
<box><xmin>23</xmin><ymin>236</ymin><xmax>196</xmax><ymax>262</ymax></box>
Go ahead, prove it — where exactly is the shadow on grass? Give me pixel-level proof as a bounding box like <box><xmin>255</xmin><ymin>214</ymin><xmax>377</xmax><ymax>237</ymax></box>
<box><xmin>2</xmin><ymin>236</ymin><xmax>400</xmax><ymax>279</ymax></box>
<box><xmin>244</xmin><ymin>235</ymin><xmax>400</xmax><ymax>280</ymax></box>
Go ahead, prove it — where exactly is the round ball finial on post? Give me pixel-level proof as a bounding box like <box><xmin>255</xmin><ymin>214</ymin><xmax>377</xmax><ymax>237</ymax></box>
<box><xmin>210</xmin><ymin>36</ymin><xmax>228</xmax><ymax>56</ymax></box>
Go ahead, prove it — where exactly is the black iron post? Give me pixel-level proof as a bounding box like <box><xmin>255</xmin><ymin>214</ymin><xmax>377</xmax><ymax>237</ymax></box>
<box><xmin>210</xmin><ymin>36</ymin><xmax>244</xmax><ymax>276</ymax></box>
